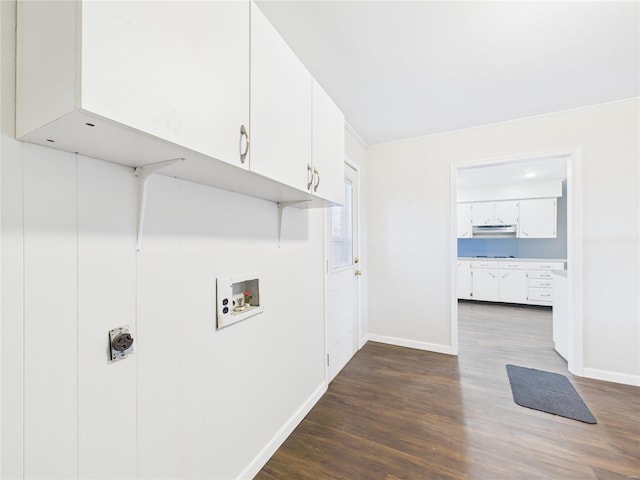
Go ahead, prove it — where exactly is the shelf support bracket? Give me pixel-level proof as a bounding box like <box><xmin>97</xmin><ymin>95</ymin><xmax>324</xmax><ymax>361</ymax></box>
<box><xmin>134</xmin><ymin>158</ymin><xmax>184</xmax><ymax>252</ymax></box>
<box><xmin>277</xmin><ymin>200</ymin><xmax>311</xmax><ymax>248</ymax></box>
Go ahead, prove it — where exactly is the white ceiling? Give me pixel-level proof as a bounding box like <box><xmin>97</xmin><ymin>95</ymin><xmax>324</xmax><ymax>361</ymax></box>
<box><xmin>257</xmin><ymin>1</ymin><xmax>640</xmax><ymax>145</ymax></box>
<box><xmin>457</xmin><ymin>156</ymin><xmax>567</xmax><ymax>188</ymax></box>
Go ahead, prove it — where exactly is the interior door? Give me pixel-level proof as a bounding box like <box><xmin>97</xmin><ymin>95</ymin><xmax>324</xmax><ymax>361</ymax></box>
<box><xmin>326</xmin><ymin>164</ymin><xmax>360</xmax><ymax>382</ymax></box>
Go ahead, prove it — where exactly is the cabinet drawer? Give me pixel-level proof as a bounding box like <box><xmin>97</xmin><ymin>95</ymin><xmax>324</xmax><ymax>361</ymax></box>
<box><xmin>527</xmin><ymin>271</ymin><xmax>554</xmax><ymax>280</ymax></box>
<box><xmin>499</xmin><ymin>261</ymin><xmax>528</xmax><ymax>270</ymax></box>
<box><xmin>528</xmin><ymin>287</ymin><xmax>553</xmax><ymax>302</ymax></box>
<box><xmin>529</xmin><ymin>279</ymin><xmax>553</xmax><ymax>288</ymax></box>
<box><xmin>527</xmin><ymin>261</ymin><xmax>564</xmax><ymax>270</ymax></box>
<box><xmin>472</xmin><ymin>261</ymin><xmax>499</xmax><ymax>268</ymax></box>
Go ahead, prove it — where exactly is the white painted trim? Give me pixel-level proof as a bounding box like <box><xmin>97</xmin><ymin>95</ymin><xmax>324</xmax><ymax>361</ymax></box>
<box><xmin>566</xmin><ymin>149</ymin><xmax>584</xmax><ymax>376</ymax></box>
<box><xmin>449</xmin><ymin>164</ymin><xmax>459</xmax><ymax>356</ymax></box>
<box><xmin>582</xmin><ymin>368</ymin><xmax>640</xmax><ymax>387</ymax></box>
<box><xmin>359</xmin><ymin>334</ymin><xmax>369</xmax><ymax>350</ymax></box>
<box><xmin>451</xmin><ymin>147</ymin><xmax>585</xmax><ymax>377</ymax></box>
<box><xmin>345</xmin><ymin>121</ymin><xmax>368</xmax><ymax>148</ymax></box>
<box><xmin>368</xmin><ymin>334</ymin><xmax>455</xmax><ymax>355</ymax></box>
<box><xmin>237</xmin><ymin>381</ymin><xmax>327</xmax><ymax>480</ymax></box>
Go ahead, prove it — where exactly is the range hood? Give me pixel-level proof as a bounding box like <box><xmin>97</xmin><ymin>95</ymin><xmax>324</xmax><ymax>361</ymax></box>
<box><xmin>472</xmin><ymin>225</ymin><xmax>517</xmax><ymax>238</ymax></box>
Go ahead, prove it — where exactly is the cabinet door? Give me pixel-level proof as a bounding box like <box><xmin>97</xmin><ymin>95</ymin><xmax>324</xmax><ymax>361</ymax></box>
<box><xmin>471</xmin><ymin>202</ymin><xmax>495</xmax><ymax>225</ymax></box>
<box><xmin>81</xmin><ymin>1</ymin><xmax>250</xmax><ymax>167</ymax></box>
<box><xmin>457</xmin><ymin>261</ymin><xmax>472</xmax><ymax>299</ymax></box>
<box><xmin>457</xmin><ymin>203</ymin><xmax>472</xmax><ymax>238</ymax></box>
<box><xmin>311</xmin><ymin>80</ymin><xmax>344</xmax><ymax>205</ymax></box>
<box><xmin>471</xmin><ymin>269</ymin><xmax>499</xmax><ymax>301</ymax></box>
<box><xmin>250</xmin><ymin>3</ymin><xmax>312</xmax><ymax>191</ymax></box>
<box><xmin>519</xmin><ymin>198</ymin><xmax>557</xmax><ymax>238</ymax></box>
<box><xmin>494</xmin><ymin>200</ymin><xmax>519</xmax><ymax>225</ymax></box>
<box><xmin>499</xmin><ymin>270</ymin><xmax>528</xmax><ymax>303</ymax></box>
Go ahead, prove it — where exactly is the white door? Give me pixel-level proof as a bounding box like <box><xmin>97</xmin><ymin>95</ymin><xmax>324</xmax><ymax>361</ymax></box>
<box><xmin>326</xmin><ymin>164</ymin><xmax>360</xmax><ymax>382</ymax></box>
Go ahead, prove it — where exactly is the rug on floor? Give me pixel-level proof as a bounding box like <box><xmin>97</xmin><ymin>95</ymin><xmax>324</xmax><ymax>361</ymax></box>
<box><xmin>506</xmin><ymin>364</ymin><xmax>597</xmax><ymax>424</ymax></box>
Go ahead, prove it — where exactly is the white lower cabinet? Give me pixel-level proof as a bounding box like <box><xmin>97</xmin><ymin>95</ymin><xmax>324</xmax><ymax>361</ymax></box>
<box><xmin>457</xmin><ymin>260</ymin><xmax>472</xmax><ymax>300</ymax></box>
<box><xmin>471</xmin><ymin>267</ymin><xmax>499</xmax><ymax>301</ymax></box>
<box><xmin>464</xmin><ymin>259</ymin><xmax>564</xmax><ymax>306</ymax></box>
<box><xmin>499</xmin><ymin>269</ymin><xmax>528</xmax><ymax>303</ymax></box>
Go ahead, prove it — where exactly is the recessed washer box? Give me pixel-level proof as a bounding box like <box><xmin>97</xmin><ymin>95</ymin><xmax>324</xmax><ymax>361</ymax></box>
<box><xmin>216</xmin><ymin>274</ymin><xmax>263</xmax><ymax>329</ymax></box>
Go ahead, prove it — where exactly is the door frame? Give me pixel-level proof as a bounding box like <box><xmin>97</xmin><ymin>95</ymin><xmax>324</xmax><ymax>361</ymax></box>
<box><xmin>323</xmin><ymin>157</ymin><xmax>362</xmax><ymax>383</ymax></box>
<box><xmin>449</xmin><ymin>147</ymin><xmax>584</xmax><ymax>376</ymax></box>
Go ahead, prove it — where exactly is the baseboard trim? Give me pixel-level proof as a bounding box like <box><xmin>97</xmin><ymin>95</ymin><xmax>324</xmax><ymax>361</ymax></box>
<box><xmin>367</xmin><ymin>334</ymin><xmax>454</xmax><ymax>355</ymax></box>
<box><xmin>238</xmin><ymin>381</ymin><xmax>327</xmax><ymax>479</ymax></box>
<box><xmin>359</xmin><ymin>334</ymin><xmax>369</xmax><ymax>349</ymax></box>
<box><xmin>582</xmin><ymin>367</ymin><xmax>640</xmax><ymax>387</ymax></box>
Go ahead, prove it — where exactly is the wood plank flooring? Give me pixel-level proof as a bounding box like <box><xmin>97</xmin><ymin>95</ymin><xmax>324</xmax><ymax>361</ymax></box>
<box><xmin>256</xmin><ymin>301</ymin><xmax>640</xmax><ymax>479</ymax></box>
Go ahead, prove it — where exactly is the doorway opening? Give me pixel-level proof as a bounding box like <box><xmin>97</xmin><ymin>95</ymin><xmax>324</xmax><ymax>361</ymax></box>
<box><xmin>450</xmin><ymin>149</ymin><xmax>583</xmax><ymax>376</ymax></box>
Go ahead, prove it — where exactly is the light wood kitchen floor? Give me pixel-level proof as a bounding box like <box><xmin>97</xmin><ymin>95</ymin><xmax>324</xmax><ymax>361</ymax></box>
<box><xmin>256</xmin><ymin>301</ymin><xmax>640</xmax><ymax>480</ymax></box>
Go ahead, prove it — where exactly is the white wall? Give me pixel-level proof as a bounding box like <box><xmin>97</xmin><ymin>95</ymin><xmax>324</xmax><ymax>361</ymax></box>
<box><xmin>367</xmin><ymin>98</ymin><xmax>640</xmax><ymax>384</ymax></box>
<box><xmin>2</xmin><ymin>1</ymin><xmax>327</xmax><ymax>477</ymax></box>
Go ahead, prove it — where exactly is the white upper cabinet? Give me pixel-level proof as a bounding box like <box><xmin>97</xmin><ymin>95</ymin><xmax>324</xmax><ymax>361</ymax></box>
<box><xmin>494</xmin><ymin>200</ymin><xmax>519</xmax><ymax>225</ymax></box>
<box><xmin>471</xmin><ymin>201</ymin><xmax>518</xmax><ymax>225</ymax></box>
<box><xmin>18</xmin><ymin>0</ymin><xmax>250</xmax><ymax>168</ymax></box>
<box><xmin>518</xmin><ymin>198</ymin><xmax>557</xmax><ymax>238</ymax></box>
<box><xmin>471</xmin><ymin>202</ymin><xmax>495</xmax><ymax>225</ymax></box>
<box><xmin>17</xmin><ymin>1</ymin><xmax>346</xmax><ymax>208</ymax></box>
<box><xmin>311</xmin><ymin>80</ymin><xmax>345</xmax><ymax>205</ymax></box>
<box><xmin>457</xmin><ymin>203</ymin><xmax>472</xmax><ymax>238</ymax></box>
<box><xmin>249</xmin><ymin>3</ymin><xmax>313</xmax><ymax>192</ymax></box>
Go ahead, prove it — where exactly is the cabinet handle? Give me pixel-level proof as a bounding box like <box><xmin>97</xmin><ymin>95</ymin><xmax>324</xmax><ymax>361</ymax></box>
<box><xmin>522</xmin><ymin>230</ymin><xmax>529</xmax><ymax>236</ymax></box>
<box><xmin>502</xmin><ymin>273</ymin><xmax>508</xmax><ymax>278</ymax></box>
<box><xmin>497</xmin><ymin>217</ymin><xmax>503</xmax><ymax>224</ymax></box>
<box><xmin>313</xmin><ymin>167</ymin><xmax>320</xmax><ymax>192</ymax></box>
<box><xmin>489</xmin><ymin>273</ymin><xmax>495</xmax><ymax>278</ymax></box>
<box><xmin>307</xmin><ymin>164</ymin><xmax>313</xmax><ymax>190</ymax></box>
<box><xmin>239</xmin><ymin>125</ymin><xmax>250</xmax><ymax>164</ymax></box>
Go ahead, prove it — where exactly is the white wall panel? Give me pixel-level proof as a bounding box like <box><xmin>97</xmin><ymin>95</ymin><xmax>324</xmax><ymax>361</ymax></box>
<box><xmin>23</xmin><ymin>143</ymin><xmax>78</xmax><ymax>478</ymax></box>
<box><xmin>77</xmin><ymin>157</ymin><xmax>137</xmax><ymax>479</ymax></box>
<box><xmin>136</xmin><ymin>174</ymin><xmax>182</xmax><ymax>479</ymax></box>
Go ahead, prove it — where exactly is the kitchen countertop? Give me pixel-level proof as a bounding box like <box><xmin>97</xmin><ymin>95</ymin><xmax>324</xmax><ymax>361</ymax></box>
<box><xmin>459</xmin><ymin>257</ymin><xmax>567</xmax><ymax>263</ymax></box>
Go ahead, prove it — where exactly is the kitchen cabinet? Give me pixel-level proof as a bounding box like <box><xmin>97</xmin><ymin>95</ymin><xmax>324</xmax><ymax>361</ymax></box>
<box><xmin>471</xmin><ymin>262</ymin><xmax>500</xmax><ymax>301</ymax></box>
<box><xmin>527</xmin><ymin>261</ymin><xmax>563</xmax><ymax>305</ymax></box>
<box><xmin>499</xmin><ymin>267</ymin><xmax>528</xmax><ymax>303</ymax></box>
<box><xmin>17</xmin><ymin>1</ymin><xmax>345</xmax><ymax>209</ymax></box>
<box><xmin>471</xmin><ymin>201</ymin><xmax>518</xmax><ymax>225</ymax></box>
<box><xmin>311</xmin><ymin>80</ymin><xmax>345</xmax><ymax>205</ymax></box>
<box><xmin>457</xmin><ymin>260</ymin><xmax>472</xmax><ymax>300</ymax></box>
<box><xmin>249</xmin><ymin>3</ymin><xmax>313</xmax><ymax>193</ymax></box>
<box><xmin>18</xmin><ymin>0</ymin><xmax>250</xmax><ymax>169</ymax></box>
<box><xmin>518</xmin><ymin>198</ymin><xmax>557</xmax><ymax>238</ymax></box>
<box><xmin>465</xmin><ymin>258</ymin><xmax>564</xmax><ymax>306</ymax></box>
<box><xmin>457</xmin><ymin>203</ymin><xmax>472</xmax><ymax>238</ymax></box>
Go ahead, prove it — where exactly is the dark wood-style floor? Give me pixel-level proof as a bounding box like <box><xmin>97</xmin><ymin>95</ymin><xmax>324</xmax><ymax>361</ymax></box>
<box><xmin>257</xmin><ymin>301</ymin><xmax>640</xmax><ymax>479</ymax></box>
